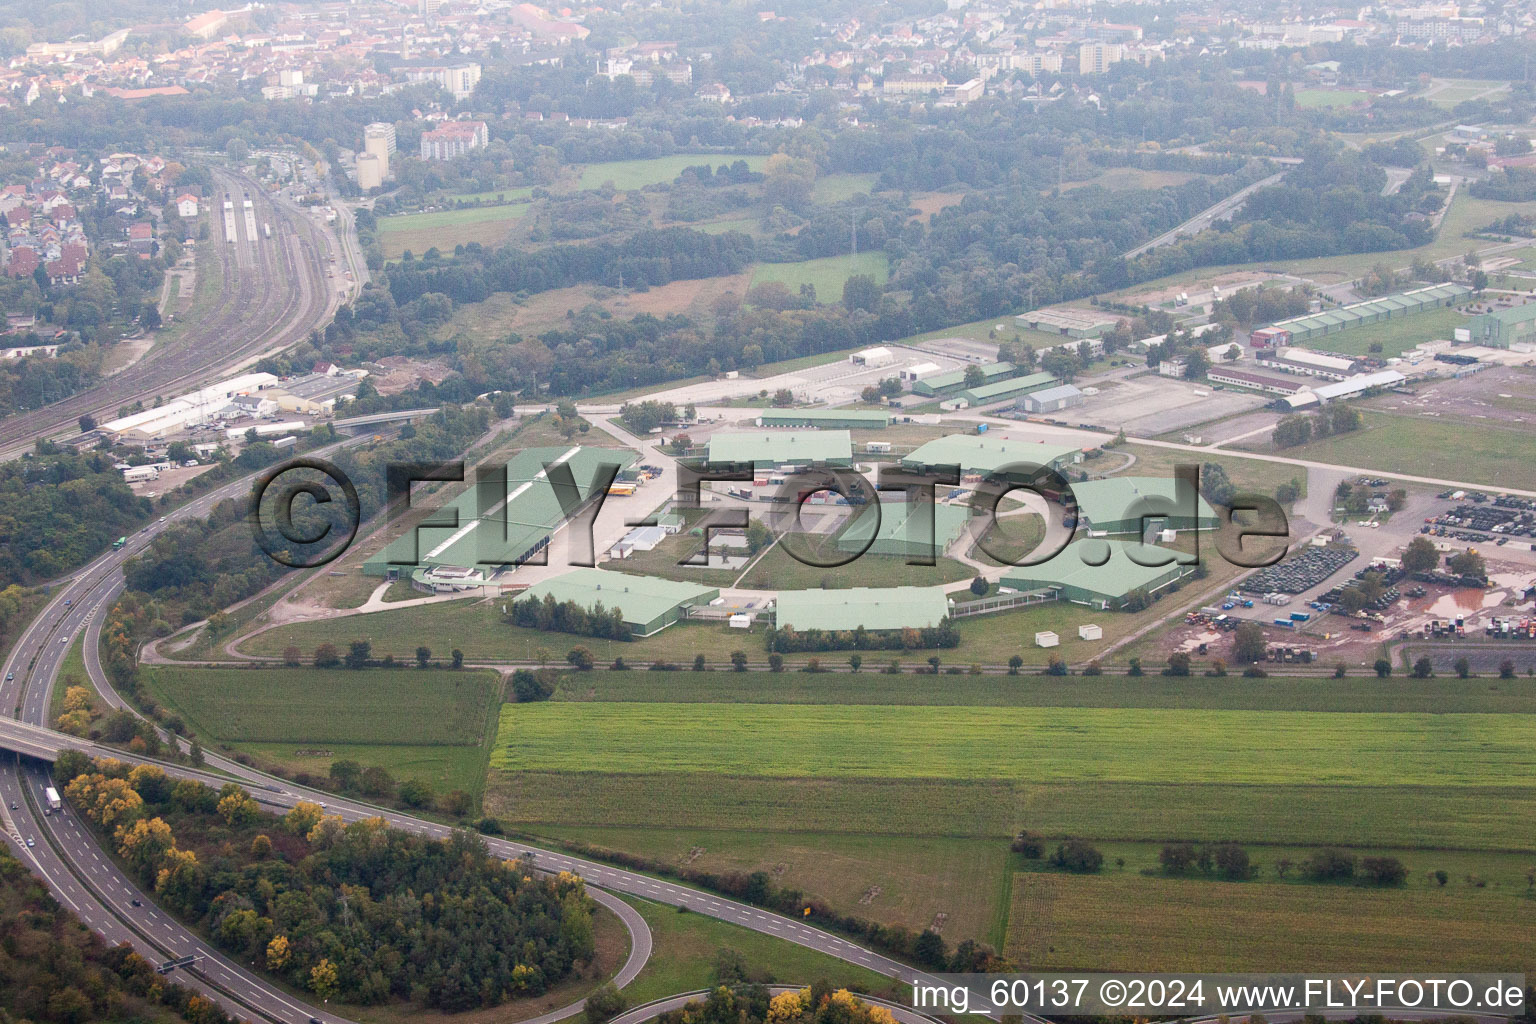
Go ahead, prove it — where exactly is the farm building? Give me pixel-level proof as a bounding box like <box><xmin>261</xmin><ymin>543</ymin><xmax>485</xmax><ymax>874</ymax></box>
<box><xmin>706</xmin><ymin>430</ymin><xmax>854</xmax><ymax>468</ymax></box>
<box><xmin>1466</xmin><ymin>302</ymin><xmax>1536</xmax><ymax>350</ymax></box>
<box><xmin>1257</xmin><ymin>348</ymin><xmax>1357</xmax><ymax>381</ymax></box>
<box><xmin>1068</xmin><ymin>477</ymin><xmax>1220</xmax><ymax>535</ymax></box>
<box><xmin>756</xmin><ymin>408</ymin><xmax>888</xmax><ymax>430</ymax></box>
<box><xmin>953</xmin><ymin>371</ymin><xmax>1060</xmax><ymax>408</ymax></box>
<box><xmin>836</xmin><ymin>499</ymin><xmax>973</xmax><ymax>558</ymax></box>
<box><xmin>902</xmin><ymin>433</ymin><xmax>1085</xmax><ymax>483</ymax></box>
<box><xmin>1281</xmin><ymin>370</ymin><xmax>1406</xmax><ymax>409</ymax></box>
<box><xmin>1206</xmin><ymin>368</ymin><xmax>1306</xmax><ymax>395</ymax></box>
<box><xmin>1017</xmin><ymin>383</ymin><xmax>1085</xmax><ymax>414</ymax></box>
<box><xmin>774</xmin><ymin>586</ymin><xmax>951</xmax><ymax>632</ymax></box>
<box><xmin>1261</xmin><ymin>283</ymin><xmax>1471</xmax><ymax>345</ymax></box>
<box><xmin>363</xmin><ymin>446</ymin><xmax>636</xmax><ymax>577</ymax></box>
<box><xmin>1000</xmin><ymin>539</ymin><xmax>1199</xmax><ymax>610</ymax></box>
<box><xmin>911</xmin><ymin>361</ymin><xmax>1017</xmax><ymax>398</ymax></box>
<box><xmin>518</xmin><ymin>568</ymin><xmax>719</xmax><ymax>636</ymax></box>
<box><xmin>1016</xmin><ymin>308</ymin><xmax>1121</xmax><ymax>338</ymax></box>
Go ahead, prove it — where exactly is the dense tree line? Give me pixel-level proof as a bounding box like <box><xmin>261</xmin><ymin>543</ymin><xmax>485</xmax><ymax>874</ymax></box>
<box><xmin>0</xmin><ymin>450</ymin><xmax>147</xmax><ymax>586</ymax></box>
<box><xmin>0</xmin><ymin>846</ymin><xmax>253</xmax><ymax>1024</ymax></box>
<box><xmin>507</xmin><ymin>593</ymin><xmax>633</xmax><ymax>641</ymax></box>
<box><xmin>386</xmin><ymin>227</ymin><xmax>755</xmax><ymax>307</ymax></box>
<box><xmin>656</xmin><ymin>984</ymin><xmax>905</xmax><ymax>1024</ymax></box>
<box><xmin>55</xmin><ymin>756</ymin><xmax>595</xmax><ymax>1011</ymax></box>
<box><xmin>765</xmin><ymin>621</ymin><xmax>960</xmax><ymax>653</ymax></box>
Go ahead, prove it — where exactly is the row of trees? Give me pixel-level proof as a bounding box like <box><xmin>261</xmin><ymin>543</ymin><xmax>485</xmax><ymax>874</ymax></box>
<box><xmin>506</xmin><ymin>593</ymin><xmax>634</xmax><ymax>641</ymax></box>
<box><xmin>764</xmin><ymin>621</ymin><xmax>961</xmax><ymax>653</ymax></box>
<box><xmin>54</xmin><ymin>754</ymin><xmax>594</xmax><ymax>1011</ymax></box>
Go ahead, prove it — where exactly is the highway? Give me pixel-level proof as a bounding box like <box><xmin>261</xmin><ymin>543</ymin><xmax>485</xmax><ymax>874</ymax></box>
<box><xmin>0</xmin><ymin>166</ymin><xmax>344</xmax><ymax>461</ymax></box>
<box><xmin>0</xmin><ymin>441</ymin><xmax>984</xmax><ymax>1024</ymax></box>
<box><xmin>1123</xmin><ymin>172</ymin><xmax>1286</xmax><ymax>260</ymax></box>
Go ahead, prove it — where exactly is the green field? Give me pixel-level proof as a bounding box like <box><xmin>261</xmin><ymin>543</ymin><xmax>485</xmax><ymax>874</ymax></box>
<box><xmin>1005</xmin><ymin>871</ymin><xmax>1536</xmax><ymax>972</ymax></box>
<box><xmin>555</xmin><ymin>830</ymin><xmax>1008</xmax><ymax>949</ymax></box>
<box><xmin>750</xmin><ymin>253</ymin><xmax>889</xmax><ymax>298</ymax></box>
<box><xmin>810</xmin><ymin>173</ymin><xmax>881</xmax><ymax>203</ymax></box>
<box><xmin>378</xmin><ymin>203</ymin><xmax>529</xmax><ymax>259</ymax></box>
<box><xmin>1249</xmin><ymin>410</ymin><xmax>1535</xmax><ymax>488</ymax></box>
<box><xmin>142</xmin><ymin>666</ymin><xmax>501</xmax><ymax>796</ymax></box>
<box><xmin>1293</xmin><ymin>89</ymin><xmax>1370</xmax><ymax>109</ymax></box>
<box><xmin>490</xmin><ymin>703</ymin><xmax>1536</xmax><ymax>786</ymax></box>
<box><xmin>576</xmin><ymin>154</ymin><xmax>767</xmax><ymax>191</ymax></box>
<box><xmin>619</xmin><ymin>896</ymin><xmax>897</xmax><ymax>1004</ymax></box>
<box><xmin>548</xmin><ymin>671</ymin><xmax>1536</xmax><ymax>713</ymax></box>
<box><xmin>1296</xmin><ymin>305</ymin><xmax>1468</xmax><ymax>357</ymax></box>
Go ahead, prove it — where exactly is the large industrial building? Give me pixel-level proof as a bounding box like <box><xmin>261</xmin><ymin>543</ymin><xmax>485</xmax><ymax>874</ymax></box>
<box><xmin>1001</xmin><ymin>539</ymin><xmax>1199</xmax><ymax>610</ymax></box>
<box><xmin>364</xmin><ymin>446</ymin><xmax>636</xmax><ymax>577</ymax></box>
<box><xmin>518</xmin><ymin>568</ymin><xmax>718</xmax><ymax>636</ymax></box>
<box><xmin>1016</xmin><ymin>308</ymin><xmax>1122</xmax><ymax>338</ymax></box>
<box><xmin>756</xmin><ymin>408</ymin><xmax>888</xmax><ymax>430</ymax></box>
<box><xmin>902</xmin><ymin>434</ymin><xmax>1085</xmax><ymax>483</ymax></box>
<box><xmin>1017</xmin><ymin>383</ymin><xmax>1085</xmax><ymax>413</ymax></box>
<box><xmin>1466</xmin><ymin>302</ymin><xmax>1536</xmax><ymax>349</ymax></box>
<box><xmin>1068</xmin><ymin>477</ymin><xmax>1220</xmax><ymax>535</ymax></box>
<box><xmin>911</xmin><ymin>361</ymin><xmax>1017</xmax><ymax>398</ymax></box>
<box><xmin>774</xmin><ymin>586</ymin><xmax>951</xmax><ymax>632</ymax></box>
<box><xmin>1259</xmin><ymin>283</ymin><xmax>1471</xmax><ymax>345</ymax></box>
<box><xmin>706</xmin><ymin>430</ymin><xmax>853</xmax><ymax>468</ymax></box>
<box><xmin>950</xmin><ymin>371</ymin><xmax>1059</xmax><ymax>408</ymax></box>
<box><xmin>836</xmin><ymin>500</ymin><xmax>973</xmax><ymax>558</ymax></box>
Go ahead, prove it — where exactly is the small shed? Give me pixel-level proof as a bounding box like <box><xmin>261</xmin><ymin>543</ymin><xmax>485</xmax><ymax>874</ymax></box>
<box><xmin>729</xmin><ymin>613</ymin><xmax>752</xmax><ymax>629</ymax></box>
<box><xmin>1078</xmin><ymin>623</ymin><xmax>1103</xmax><ymax>641</ymax></box>
<box><xmin>1034</xmin><ymin>630</ymin><xmax>1060</xmax><ymax>648</ymax></box>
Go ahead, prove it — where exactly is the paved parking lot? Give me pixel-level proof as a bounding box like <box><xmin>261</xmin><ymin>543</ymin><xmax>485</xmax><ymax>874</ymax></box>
<box><xmin>1071</xmin><ymin>374</ymin><xmax>1268</xmax><ymax>436</ymax></box>
<box><xmin>633</xmin><ymin>346</ymin><xmax>966</xmax><ymax>408</ymax></box>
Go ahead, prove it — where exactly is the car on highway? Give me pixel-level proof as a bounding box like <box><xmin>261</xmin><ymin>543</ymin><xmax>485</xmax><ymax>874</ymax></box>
<box><xmin>59</xmin><ymin>637</ymin><xmax>67</xmax><ymax>645</ymax></box>
<box><xmin>131</xmin><ymin>898</ymin><xmax>142</xmax><ymax>907</ymax></box>
<box><xmin>4</xmin><ymin>672</ymin><xmax>11</xmax><ymax>681</ymax></box>
<box><xmin>159</xmin><ymin>516</ymin><xmax>167</xmax><ymax>523</ymax></box>
<box><xmin>25</xmin><ymin>839</ymin><xmax>34</xmax><ymax>848</ymax></box>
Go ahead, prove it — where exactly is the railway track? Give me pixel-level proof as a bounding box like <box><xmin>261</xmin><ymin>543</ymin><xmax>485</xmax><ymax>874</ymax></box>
<box><xmin>0</xmin><ymin>167</ymin><xmax>337</xmax><ymax>458</ymax></box>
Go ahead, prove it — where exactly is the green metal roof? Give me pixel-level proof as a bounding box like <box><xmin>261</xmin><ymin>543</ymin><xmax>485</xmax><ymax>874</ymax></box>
<box><xmin>903</xmin><ymin>434</ymin><xmax>1082</xmax><ymax>476</ymax></box>
<box><xmin>366</xmin><ymin>446</ymin><xmax>636</xmax><ymax>572</ymax></box>
<box><xmin>1472</xmin><ymin>301</ymin><xmax>1536</xmax><ymax>326</ymax></box>
<box><xmin>911</xmin><ymin>361</ymin><xmax>1015</xmax><ymax>395</ymax></box>
<box><xmin>520</xmin><ymin>568</ymin><xmax>719</xmax><ymax>626</ymax></box>
<box><xmin>1069</xmin><ymin>477</ymin><xmax>1219</xmax><ymax>530</ymax></box>
<box><xmin>836</xmin><ymin>500</ymin><xmax>973</xmax><ymax>556</ymax></box>
<box><xmin>959</xmin><ymin>371</ymin><xmax>1058</xmax><ymax>404</ymax></box>
<box><xmin>707</xmin><ymin>430</ymin><xmax>853</xmax><ymax>466</ymax></box>
<box><xmin>757</xmin><ymin>408</ymin><xmax>889</xmax><ymax>427</ymax></box>
<box><xmin>1001</xmin><ymin>539</ymin><xmax>1196</xmax><ymax>600</ymax></box>
<box><xmin>775</xmin><ymin>586</ymin><xmax>951</xmax><ymax>632</ymax></box>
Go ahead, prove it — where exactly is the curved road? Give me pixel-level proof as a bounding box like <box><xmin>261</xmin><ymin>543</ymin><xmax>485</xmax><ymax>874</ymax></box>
<box><xmin>0</xmin><ymin>442</ymin><xmax>972</xmax><ymax>1024</ymax></box>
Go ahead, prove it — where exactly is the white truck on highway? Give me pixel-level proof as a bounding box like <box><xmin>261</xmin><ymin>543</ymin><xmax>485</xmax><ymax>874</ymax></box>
<box><xmin>44</xmin><ymin>786</ymin><xmax>61</xmax><ymax>813</ymax></box>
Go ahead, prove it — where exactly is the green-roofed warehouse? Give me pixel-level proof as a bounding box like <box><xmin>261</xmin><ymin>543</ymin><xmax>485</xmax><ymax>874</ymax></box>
<box><xmin>519</xmin><ymin>568</ymin><xmax>719</xmax><ymax>636</ymax></box>
<box><xmin>775</xmin><ymin>586</ymin><xmax>951</xmax><ymax>632</ymax></box>
<box><xmin>757</xmin><ymin>408</ymin><xmax>888</xmax><ymax>430</ymax></box>
<box><xmin>707</xmin><ymin>430</ymin><xmax>853</xmax><ymax>467</ymax></box>
<box><xmin>955</xmin><ymin>371</ymin><xmax>1059</xmax><ymax>407</ymax></box>
<box><xmin>1467</xmin><ymin>301</ymin><xmax>1536</xmax><ymax>349</ymax></box>
<box><xmin>1270</xmin><ymin>283</ymin><xmax>1472</xmax><ymax>343</ymax></box>
<box><xmin>363</xmin><ymin>446</ymin><xmax>636</xmax><ymax>577</ymax></box>
<box><xmin>836</xmin><ymin>500</ymin><xmax>973</xmax><ymax>558</ymax></box>
<box><xmin>1001</xmin><ymin>539</ymin><xmax>1198</xmax><ymax>610</ymax></box>
<box><xmin>911</xmin><ymin>361</ymin><xmax>1016</xmax><ymax>398</ymax></box>
<box><xmin>903</xmin><ymin>433</ymin><xmax>1085</xmax><ymax>482</ymax></box>
<box><xmin>1069</xmin><ymin>477</ymin><xmax>1220</xmax><ymax>536</ymax></box>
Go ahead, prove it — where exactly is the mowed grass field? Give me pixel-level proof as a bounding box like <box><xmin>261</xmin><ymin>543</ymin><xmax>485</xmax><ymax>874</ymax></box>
<box><xmin>576</xmin><ymin>154</ymin><xmax>768</xmax><ymax>191</ymax></box>
<box><xmin>1245</xmin><ymin>410</ymin><xmax>1536</xmax><ymax>489</ymax></box>
<box><xmin>378</xmin><ymin>203</ymin><xmax>529</xmax><ymax>259</ymax></box>
<box><xmin>1292</xmin><ymin>88</ymin><xmax>1370</xmax><ymax>109</ymax></box>
<box><xmin>750</xmin><ymin>253</ymin><xmax>889</xmax><ymax>297</ymax></box>
<box><xmin>490</xmin><ymin>703</ymin><xmax>1536</xmax><ymax>786</ymax></box>
<box><xmin>1295</xmin><ymin>305</ymin><xmax>1468</xmax><ymax>357</ymax></box>
<box><xmin>562</xmin><ymin>832</ymin><xmax>1010</xmax><ymax>953</ymax></box>
<box><xmin>142</xmin><ymin>666</ymin><xmax>502</xmax><ymax>797</ymax></box>
<box><xmin>1005</xmin><ymin>872</ymin><xmax>1535</xmax><ymax>971</ymax></box>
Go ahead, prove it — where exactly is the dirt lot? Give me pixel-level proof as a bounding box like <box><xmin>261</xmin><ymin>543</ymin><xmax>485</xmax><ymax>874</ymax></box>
<box><xmin>129</xmin><ymin>462</ymin><xmax>218</xmax><ymax>499</ymax></box>
<box><xmin>1072</xmin><ymin>373</ymin><xmax>1268</xmax><ymax>436</ymax></box>
<box><xmin>1363</xmin><ymin>365</ymin><xmax>1536</xmax><ymax>429</ymax></box>
<box><xmin>1121</xmin><ymin>270</ymin><xmax>1288</xmax><ymax>311</ymax></box>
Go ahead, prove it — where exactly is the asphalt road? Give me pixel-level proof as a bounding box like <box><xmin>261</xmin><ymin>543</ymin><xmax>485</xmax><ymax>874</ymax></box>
<box><xmin>0</xmin><ymin>441</ymin><xmax>986</xmax><ymax>1024</ymax></box>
